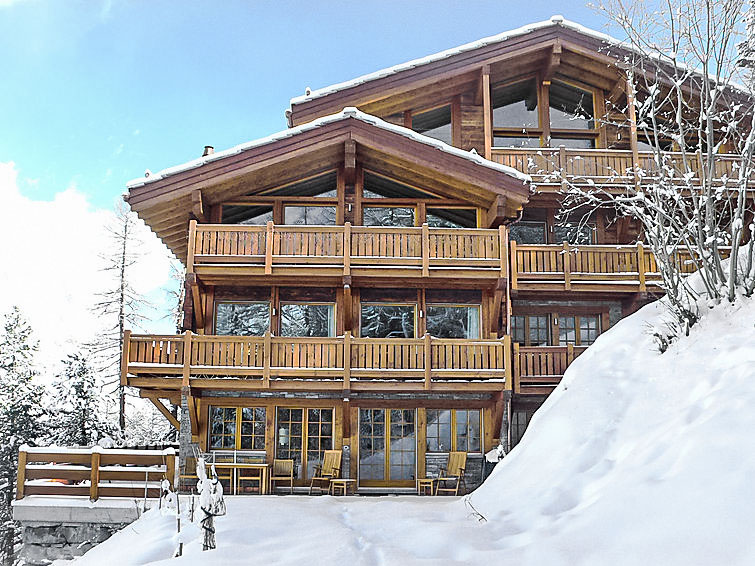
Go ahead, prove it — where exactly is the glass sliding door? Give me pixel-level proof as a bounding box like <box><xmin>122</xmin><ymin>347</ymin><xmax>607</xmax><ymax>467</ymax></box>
<box><xmin>358</xmin><ymin>408</ymin><xmax>416</xmax><ymax>487</ymax></box>
<box><xmin>275</xmin><ymin>407</ymin><xmax>334</xmax><ymax>481</ymax></box>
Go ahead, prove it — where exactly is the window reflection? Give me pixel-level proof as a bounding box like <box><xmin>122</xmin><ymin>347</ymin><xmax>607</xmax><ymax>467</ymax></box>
<box><xmin>508</xmin><ymin>221</ymin><xmax>547</xmax><ymax>244</ymax></box>
<box><xmin>426</xmin><ymin>305</ymin><xmax>480</xmax><ymax>338</ymax></box>
<box><xmin>363</xmin><ymin>207</ymin><xmax>415</xmax><ymax>227</ymax></box>
<box><xmin>280</xmin><ymin>303</ymin><xmax>335</xmax><ymax>337</ymax></box>
<box><xmin>284</xmin><ymin>206</ymin><xmax>336</xmax><ymax>225</ymax></box>
<box><xmin>215</xmin><ymin>302</ymin><xmax>270</xmax><ymax>336</ymax></box>
<box><xmin>492</xmin><ymin>79</ymin><xmax>539</xmax><ymax>129</ymax></box>
<box><xmin>360</xmin><ymin>304</ymin><xmax>416</xmax><ymax>338</ymax></box>
<box><xmin>549</xmin><ymin>81</ymin><xmax>595</xmax><ymax>130</ymax></box>
<box><xmin>413</xmin><ymin>105</ymin><xmax>452</xmax><ymax>144</ymax></box>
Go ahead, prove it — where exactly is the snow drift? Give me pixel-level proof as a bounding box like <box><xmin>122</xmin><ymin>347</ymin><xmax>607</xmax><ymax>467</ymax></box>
<box><xmin>69</xmin><ymin>279</ymin><xmax>755</xmax><ymax>565</ymax></box>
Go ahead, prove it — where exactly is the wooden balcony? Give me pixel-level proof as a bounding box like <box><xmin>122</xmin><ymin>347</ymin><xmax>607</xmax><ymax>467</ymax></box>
<box><xmin>513</xmin><ymin>344</ymin><xmax>588</xmax><ymax>395</ymax></box>
<box><xmin>188</xmin><ymin>221</ymin><xmax>508</xmax><ymax>285</ymax></box>
<box><xmin>491</xmin><ymin>147</ymin><xmax>750</xmax><ymax>187</ymax></box>
<box><xmin>122</xmin><ymin>331</ymin><xmax>512</xmax><ymax>393</ymax></box>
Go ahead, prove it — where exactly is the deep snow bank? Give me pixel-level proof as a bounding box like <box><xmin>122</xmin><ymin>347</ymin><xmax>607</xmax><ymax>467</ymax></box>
<box><xmin>470</xmin><ymin>293</ymin><xmax>755</xmax><ymax>565</ymax></box>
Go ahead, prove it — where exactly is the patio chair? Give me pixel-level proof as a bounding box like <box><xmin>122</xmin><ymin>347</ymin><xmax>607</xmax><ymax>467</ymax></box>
<box><xmin>435</xmin><ymin>451</ymin><xmax>467</xmax><ymax>496</ymax></box>
<box><xmin>270</xmin><ymin>459</ymin><xmax>294</xmax><ymax>494</ymax></box>
<box><xmin>309</xmin><ymin>450</ymin><xmax>342</xmax><ymax>495</ymax></box>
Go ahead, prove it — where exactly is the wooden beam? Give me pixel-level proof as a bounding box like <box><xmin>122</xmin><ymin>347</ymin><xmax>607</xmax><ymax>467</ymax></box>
<box><xmin>186</xmin><ymin>273</ymin><xmax>204</xmax><ymax>330</ymax></box>
<box><xmin>543</xmin><ymin>39</ymin><xmax>562</xmax><ymax>81</ymax></box>
<box><xmin>482</xmin><ymin>65</ymin><xmax>492</xmax><ymax>160</ymax></box>
<box><xmin>191</xmin><ymin>190</ymin><xmax>207</xmax><ymax>222</ymax></box>
<box><xmin>344</xmin><ymin>139</ymin><xmax>357</xmax><ymax>185</ymax></box>
<box><xmin>148</xmin><ymin>397</ymin><xmax>180</xmax><ymax>430</ymax></box>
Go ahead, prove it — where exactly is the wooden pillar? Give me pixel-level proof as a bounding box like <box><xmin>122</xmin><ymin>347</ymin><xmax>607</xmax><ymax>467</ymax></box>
<box><xmin>16</xmin><ymin>449</ymin><xmax>27</xmax><ymax>500</ymax></box>
<box><xmin>90</xmin><ymin>449</ymin><xmax>101</xmax><ymax>501</ymax></box>
<box><xmin>424</xmin><ymin>333</ymin><xmax>432</xmax><ymax>390</ymax></box>
<box><xmin>625</xmin><ymin>74</ymin><xmax>640</xmax><ymax>187</ymax></box>
<box><xmin>482</xmin><ymin>65</ymin><xmax>492</xmax><ymax>160</ymax></box>
<box><xmin>182</xmin><ymin>331</ymin><xmax>192</xmax><ymax>388</ymax></box>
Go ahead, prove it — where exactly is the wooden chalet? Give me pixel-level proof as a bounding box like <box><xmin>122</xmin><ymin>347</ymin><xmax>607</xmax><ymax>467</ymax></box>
<box><xmin>121</xmin><ymin>16</ymin><xmax>743</xmax><ymax>492</ymax></box>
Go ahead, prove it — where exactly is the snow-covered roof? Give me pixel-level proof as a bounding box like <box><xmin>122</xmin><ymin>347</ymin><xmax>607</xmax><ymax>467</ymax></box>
<box><xmin>289</xmin><ymin>15</ymin><xmax>618</xmax><ymax>107</ymax></box>
<box><xmin>126</xmin><ymin>107</ymin><xmax>530</xmax><ymax>189</ymax></box>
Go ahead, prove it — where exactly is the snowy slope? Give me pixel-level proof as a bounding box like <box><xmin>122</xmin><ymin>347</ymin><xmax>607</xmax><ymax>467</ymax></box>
<box><xmin>68</xmin><ymin>286</ymin><xmax>755</xmax><ymax>566</ymax></box>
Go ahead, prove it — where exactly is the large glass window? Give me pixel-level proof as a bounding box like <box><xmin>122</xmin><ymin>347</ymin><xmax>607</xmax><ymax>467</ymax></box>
<box><xmin>549</xmin><ymin>81</ymin><xmax>595</xmax><ymax>130</ymax></box>
<box><xmin>426</xmin><ymin>208</ymin><xmax>477</xmax><ymax>228</ymax></box>
<box><xmin>554</xmin><ymin>223</ymin><xmax>595</xmax><ymax>245</ymax></box>
<box><xmin>209</xmin><ymin>406</ymin><xmax>266</xmax><ymax>451</ymax></box>
<box><xmin>492</xmin><ymin>79</ymin><xmax>539</xmax><ymax>129</ymax></box>
<box><xmin>426</xmin><ymin>409</ymin><xmax>481</xmax><ymax>453</ymax></box>
<box><xmin>511</xmin><ymin>315</ymin><xmax>550</xmax><ymax>346</ymax></box>
<box><xmin>222</xmin><ymin>205</ymin><xmax>273</xmax><ymax>225</ymax></box>
<box><xmin>215</xmin><ymin>302</ymin><xmax>270</xmax><ymax>336</ymax></box>
<box><xmin>508</xmin><ymin>221</ymin><xmax>547</xmax><ymax>244</ymax></box>
<box><xmin>492</xmin><ymin>136</ymin><xmax>541</xmax><ymax>148</ymax></box>
<box><xmin>276</xmin><ymin>408</ymin><xmax>303</xmax><ymax>476</ymax></box>
<box><xmin>304</xmin><ymin>408</ymin><xmax>334</xmax><ymax>478</ymax></box>
<box><xmin>559</xmin><ymin>315</ymin><xmax>600</xmax><ymax>346</ymax></box>
<box><xmin>284</xmin><ymin>205</ymin><xmax>336</xmax><ymax>225</ymax></box>
<box><xmin>280</xmin><ymin>303</ymin><xmax>335</xmax><ymax>337</ymax></box>
<box><xmin>363</xmin><ymin>206</ymin><xmax>415</xmax><ymax>227</ymax></box>
<box><xmin>412</xmin><ymin>105</ymin><xmax>452</xmax><ymax>144</ymax></box>
<box><xmin>360</xmin><ymin>304</ymin><xmax>416</xmax><ymax>338</ymax></box>
<box><xmin>426</xmin><ymin>305</ymin><xmax>480</xmax><ymax>339</ymax></box>
<box><xmin>363</xmin><ymin>172</ymin><xmax>438</xmax><ymax>199</ymax></box>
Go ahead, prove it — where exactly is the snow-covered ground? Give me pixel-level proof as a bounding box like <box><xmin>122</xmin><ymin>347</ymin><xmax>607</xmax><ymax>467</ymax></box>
<box><xmin>66</xmin><ymin>287</ymin><xmax>755</xmax><ymax>565</ymax></box>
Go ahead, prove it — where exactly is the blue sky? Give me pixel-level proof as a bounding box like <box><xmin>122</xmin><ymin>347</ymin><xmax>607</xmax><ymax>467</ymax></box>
<box><xmin>0</xmin><ymin>0</ymin><xmax>606</xmax><ymax>208</ymax></box>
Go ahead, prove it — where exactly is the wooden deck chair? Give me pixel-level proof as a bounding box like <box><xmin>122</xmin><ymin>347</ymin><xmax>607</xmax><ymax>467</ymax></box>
<box><xmin>237</xmin><ymin>467</ymin><xmax>264</xmax><ymax>494</ymax></box>
<box><xmin>309</xmin><ymin>450</ymin><xmax>342</xmax><ymax>495</ymax></box>
<box><xmin>435</xmin><ymin>451</ymin><xmax>467</xmax><ymax>496</ymax></box>
<box><xmin>270</xmin><ymin>459</ymin><xmax>294</xmax><ymax>494</ymax></box>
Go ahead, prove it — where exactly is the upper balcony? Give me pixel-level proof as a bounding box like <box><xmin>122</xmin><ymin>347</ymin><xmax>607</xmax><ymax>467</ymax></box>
<box><xmin>491</xmin><ymin>147</ymin><xmax>750</xmax><ymax>189</ymax></box>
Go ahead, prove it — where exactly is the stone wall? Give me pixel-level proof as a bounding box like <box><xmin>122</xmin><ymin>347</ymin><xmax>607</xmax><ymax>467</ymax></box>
<box><xmin>21</xmin><ymin>522</ymin><xmax>127</xmax><ymax>565</ymax></box>
<box><xmin>426</xmin><ymin>453</ymin><xmax>484</xmax><ymax>493</ymax></box>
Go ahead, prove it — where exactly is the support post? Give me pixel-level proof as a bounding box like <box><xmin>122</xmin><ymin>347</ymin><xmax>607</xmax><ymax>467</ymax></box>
<box><xmin>187</xmin><ymin>219</ymin><xmax>197</xmax><ymax>274</ymax></box>
<box><xmin>90</xmin><ymin>449</ymin><xmax>101</xmax><ymax>501</ymax></box>
<box><xmin>182</xmin><ymin>331</ymin><xmax>192</xmax><ymax>388</ymax></box>
<box><xmin>637</xmin><ymin>241</ymin><xmax>647</xmax><ymax>292</ymax></box>
<box><xmin>121</xmin><ymin>330</ymin><xmax>131</xmax><ymax>386</ymax></box>
<box><xmin>482</xmin><ymin>65</ymin><xmax>492</xmax><ymax>160</ymax></box>
<box><xmin>165</xmin><ymin>449</ymin><xmax>177</xmax><ymax>490</ymax></box>
<box><xmin>513</xmin><ymin>342</ymin><xmax>521</xmax><ymax>394</ymax></box>
<box><xmin>626</xmin><ymin>74</ymin><xmax>641</xmax><ymax>188</ymax></box>
<box><xmin>343</xmin><ymin>222</ymin><xmax>351</xmax><ymax>276</ymax></box>
<box><xmin>424</xmin><ymin>333</ymin><xmax>432</xmax><ymax>390</ymax></box>
<box><xmin>421</xmin><ymin>223</ymin><xmax>430</xmax><ymax>277</ymax></box>
<box><xmin>16</xmin><ymin>449</ymin><xmax>26</xmax><ymax>500</ymax></box>
<box><xmin>263</xmin><ymin>330</ymin><xmax>271</xmax><ymax>388</ymax></box>
<box><xmin>510</xmin><ymin>240</ymin><xmax>519</xmax><ymax>290</ymax></box>
<box><xmin>503</xmin><ymin>335</ymin><xmax>512</xmax><ymax>391</ymax></box>
<box><xmin>264</xmin><ymin>221</ymin><xmax>274</xmax><ymax>275</ymax></box>
<box><xmin>343</xmin><ymin>331</ymin><xmax>351</xmax><ymax>389</ymax></box>
<box><xmin>567</xmin><ymin>343</ymin><xmax>575</xmax><ymax>366</ymax></box>
<box><xmin>563</xmin><ymin>242</ymin><xmax>572</xmax><ymax>291</ymax></box>
<box><xmin>499</xmin><ymin>224</ymin><xmax>508</xmax><ymax>278</ymax></box>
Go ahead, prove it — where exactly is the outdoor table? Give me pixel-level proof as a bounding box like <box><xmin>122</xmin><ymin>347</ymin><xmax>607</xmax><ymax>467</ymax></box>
<box><xmin>328</xmin><ymin>478</ymin><xmax>357</xmax><ymax>495</ymax></box>
<box><xmin>206</xmin><ymin>462</ymin><xmax>270</xmax><ymax>495</ymax></box>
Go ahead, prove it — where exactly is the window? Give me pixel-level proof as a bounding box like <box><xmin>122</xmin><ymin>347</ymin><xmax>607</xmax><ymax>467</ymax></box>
<box><xmin>554</xmin><ymin>223</ymin><xmax>595</xmax><ymax>245</ymax></box>
<box><xmin>363</xmin><ymin>206</ymin><xmax>415</xmax><ymax>227</ymax></box>
<box><xmin>549</xmin><ymin>81</ymin><xmax>595</xmax><ymax>130</ymax></box>
<box><xmin>360</xmin><ymin>304</ymin><xmax>416</xmax><ymax>338</ymax></box>
<box><xmin>209</xmin><ymin>406</ymin><xmax>266</xmax><ymax>451</ymax></box>
<box><xmin>509</xmin><ymin>221</ymin><xmax>547</xmax><ymax>244</ymax></box>
<box><xmin>284</xmin><ymin>205</ymin><xmax>336</xmax><ymax>225</ymax></box>
<box><xmin>550</xmin><ymin>137</ymin><xmax>595</xmax><ymax>149</ymax></box>
<box><xmin>276</xmin><ymin>407</ymin><xmax>334</xmax><ymax>480</ymax></box>
<box><xmin>215</xmin><ymin>302</ymin><xmax>270</xmax><ymax>336</ymax></box>
<box><xmin>511</xmin><ymin>408</ymin><xmax>537</xmax><ymax>448</ymax></box>
<box><xmin>511</xmin><ymin>315</ymin><xmax>550</xmax><ymax>346</ymax></box>
<box><xmin>280</xmin><ymin>303</ymin><xmax>335</xmax><ymax>337</ymax></box>
<box><xmin>426</xmin><ymin>305</ymin><xmax>480</xmax><ymax>339</ymax></box>
<box><xmin>412</xmin><ymin>105</ymin><xmax>452</xmax><ymax>144</ymax></box>
<box><xmin>362</xmin><ymin>172</ymin><xmax>438</xmax><ymax>199</ymax></box>
<box><xmin>493</xmin><ymin>136</ymin><xmax>541</xmax><ymax>148</ymax></box>
<box><xmin>426</xmin><ymin>208</ymin><xmax>477</xmax><ymax>228</ymax></box>
<box><xmin>221</xmin><ymin>205</ymin><xmax>273</xmax><ymax>225</ymax></box>
<box><xmin>559</xmin><ymin>315</ymin><xmax>600</xmax><ymax>346</ymax></box>
<box><xmin>426</xmin><ymin>409</ymin><xmax>482</xmax><ymax>453</ymax></box>
<box><xmin>492</xmin><ymin>79</ymin><xmax>539</xmax><ymax>129</ymax></box>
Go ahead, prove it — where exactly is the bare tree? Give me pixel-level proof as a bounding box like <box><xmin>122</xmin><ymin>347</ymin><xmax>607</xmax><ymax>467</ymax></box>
<box><xmin>555</xmin><ymin>0</ymin><xmax>755</xmax><ymax>343</ymax></box>
<box><xmin>92</xmin><ymin>201</ymin><xmax>151</xmax><ymax>431</ymax></box>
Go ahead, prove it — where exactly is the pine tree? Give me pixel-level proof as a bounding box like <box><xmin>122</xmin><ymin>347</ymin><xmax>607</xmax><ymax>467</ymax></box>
<box><xmin>48</xmin><ymin>353</ymin><xmax>115</xmax><ymax>447</ymax></box>
<box><xmin>0</xmin><ymin>308</ymin><xmax>47</xmax><ymax>566</ymax></box>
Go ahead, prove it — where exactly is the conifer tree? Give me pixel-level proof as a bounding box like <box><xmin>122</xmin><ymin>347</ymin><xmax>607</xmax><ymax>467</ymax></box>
<box><xmin>0</xmin><ymin>308</ymin><xmax>46</xmax><ymax>566</ymax></box>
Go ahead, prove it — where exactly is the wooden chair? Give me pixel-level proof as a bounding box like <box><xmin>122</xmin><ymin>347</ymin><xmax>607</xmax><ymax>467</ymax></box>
<box><xmin>270</xmin><ymin>459</ymin><xmax>294</xmax><ymax>494</ymax></box>
<box><xmin>309</xmin><ymin>450</ymin><xmax>342</xmax><ymax>495</ymax></box>
<box><xmin>435</xmin><ymin>451</ymin><xmax>467</xmax><ymax>496</ymax></box>
<box><xmin>236</xmin><ymin>467</ymin><xmax>264</xmax><ymax>494</ymax></box>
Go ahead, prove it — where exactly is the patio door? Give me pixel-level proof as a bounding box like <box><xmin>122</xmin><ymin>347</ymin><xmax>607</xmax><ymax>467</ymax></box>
<box><xmin>358</xmin><ymin>409</ymin><xmax>416</xmax><ymax>487</ymax></box>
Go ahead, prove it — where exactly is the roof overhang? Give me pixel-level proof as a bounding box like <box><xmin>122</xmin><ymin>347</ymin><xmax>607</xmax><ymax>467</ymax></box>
<box><xmin>126</xmin><ymin>108</ymin><xmax>531</xmax><ymax>263</ymax></box>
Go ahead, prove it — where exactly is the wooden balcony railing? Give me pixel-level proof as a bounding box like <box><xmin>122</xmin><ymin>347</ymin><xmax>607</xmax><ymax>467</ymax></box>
<box><xmin>16</xmin><ymin>447</ymin><xmax>175</xmax><ymax>501</ymax></box>
<box><xmin>491</xmin><ymin>147</ymin><xmax>751</xmax><ymax>185</ymax></box>
<box><xmin>513</xmin><ymin>344</ymin><xmax>588</xmax><ymax>395</ymax></box>
<box><xmin>188</xmin><ymin>221</ymin><xmax>507</xmax><ymax>279</ymax></box>
<box><xmin>122</xmin><ymin>331</ymin><xmax>512</xmax><ymax>391</ymax></box>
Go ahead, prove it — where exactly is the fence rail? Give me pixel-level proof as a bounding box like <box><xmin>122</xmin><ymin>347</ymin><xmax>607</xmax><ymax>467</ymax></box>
<box><xmin>16</xmin><ymin>447</ymin><xmax>176</xmax><ymax>501</ymax></box>
<box><xmin>123</xmin><ymin>332</ymin><xmax>512</xmax><ymax>390</ymax></box>
<box><xmin>513</xmin><ymin>344</ymin><xmax>588</xmax><ymax>394</ymax></box>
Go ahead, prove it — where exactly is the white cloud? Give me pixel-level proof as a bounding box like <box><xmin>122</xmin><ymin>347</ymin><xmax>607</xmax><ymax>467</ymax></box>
<box><xmin>0</xmin><ymin>161</ymin><xmax>176</xmax><ymax>372</ymax></box>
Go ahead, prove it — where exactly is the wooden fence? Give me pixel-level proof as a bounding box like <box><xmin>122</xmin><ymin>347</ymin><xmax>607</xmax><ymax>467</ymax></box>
<box><xmin>189</xmin><ymin>221</ymin><xmax>507</xmax><ymax>278</ymax></box>
<box><xmin>513</xmin><ymin>344</ymin><xmax>588</xmax><ymax>394</ymax></box>
<box><xmin>123</xmin><ymin>332</ymin><xmax>511</xmax><ymax>389</ymax></box>
<box><xmin>16</xmin><ymin>447</ymin><xmax>176</xmax><ymax>501</ymax></box>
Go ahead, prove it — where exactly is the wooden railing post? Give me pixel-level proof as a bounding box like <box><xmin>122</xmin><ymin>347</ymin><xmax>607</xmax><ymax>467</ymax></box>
<box><xmin>121</xmin><ymin>329</ymin><xmax>131</xmax><ymax>387</ymax></box>
<box><xmin>165</xmin><ymin>449</ymin><xmax>176</xmax><ymax>490</ymax></box>
<box><xmin>343</xmin><ymin>331</ymin><xmax>352</xmax><ymax>389</ymax></box>
<box><xmin>503</xmin><ymin>335</ymin><xmax>512</xmax><ymax>392</ymax></box>
<box><xmin>563</xmin><ymin>242</ymin><xmax>572</xmax><ymax>290</ymax></box>
<box><xmin>499</xmin><ymin>225</ymin><xmax>508</xmax><ymax>278</ymax></box>
<box><xmin>343</xmin><ymin>222</ymin><xmax>351</xmax><ymax>277</ymax></box>
<box><xmin>264</xmin><ymin>221</ymin><xmax>274</xmax><ymax>275</ymax></box>
<box><xmin>263</xmin><ymin>331</ymin><xmax>271</xmax><ymax>388</ymax></box>
<box><xmin>16</xmin><ymin>448</ymin><xmax>27</xmax><ymax>500</ymax></box>
<box><xmin>187</xmin><ymin>219</ymin><xmax>197</xmax><ymax>274</ymax></box>
<box><xmin>513</xmin><ymin>342</ymin><xmax>521</xmax><ymax>394</ymax></box>
<box><xmin>424</xmin><ymin>333</ymin><xmax>432</xmax><ymax>390</ymax></box>
<box><xmin>510</xmin><ymin>240</ymin><xmax>519</xmax><ymax>290</ymax></box>
<box><xmin>637</xmin><ymin>241</ymin><xmax>647</xmax><ymax>292</ymax></box>
<box><xmin>558</xmin><ymin>145</ymin><xmax>567</xmax><ymax>178</ymax></box>
<box><xmin>567</xmin><ymin>343</ymin><xmax>575</xmax><ymax>366</ymax></box>
<box><xmin>421</xmin><ymin>223</ymin><xmax>430</xmax><ymax>277</ymax></box>
<box><xmin>90</xmin><ymin>448</ymin><xmax>101</xmax><ymax>501</ymax></box>
<box><xmin>182</xmin><ymin>331</ymin><xmax>192</xmax><ymax>388</ymax></box>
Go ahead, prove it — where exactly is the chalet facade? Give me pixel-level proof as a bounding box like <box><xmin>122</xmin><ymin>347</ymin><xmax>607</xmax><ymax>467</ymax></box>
<box><xmin>121</xmin><ymin>16</ymin><xmax>732</xmax><ymax>492</ymax></box>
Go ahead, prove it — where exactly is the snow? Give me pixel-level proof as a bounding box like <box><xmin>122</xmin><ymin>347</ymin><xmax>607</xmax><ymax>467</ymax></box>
<box><xmin>126</xmin><ymin>108</ymin><xmax>530</xmax><ymax>189</ymax></box>
<box><xmin>69</xmin><ymin>270</ymin><xmax>755</xmax><ymax>565</ymax></box>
